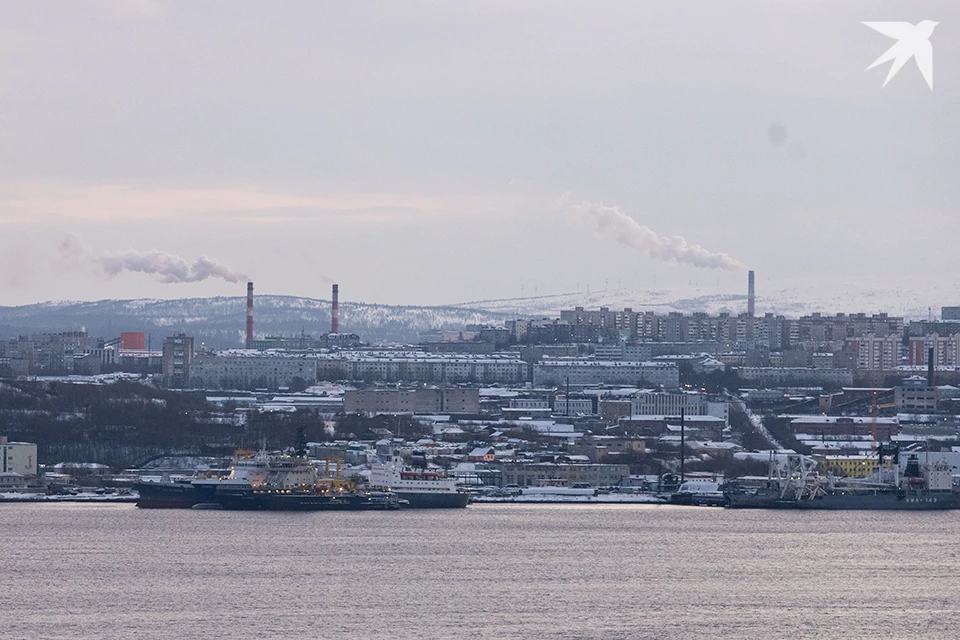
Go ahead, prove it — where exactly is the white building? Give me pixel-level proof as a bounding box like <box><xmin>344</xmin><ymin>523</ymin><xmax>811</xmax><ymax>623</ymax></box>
<box><xmin>736</xmin><ymin>367</ymin><xmax>854</xmax><ymax>387</ymax></box>
<box><xmin>344</xmin><ymin>387</ymin><xmax>479</xmax><ymax>414</ymax></box>
<box><xmin>846</xmin><ymin>335</ymin><xmax>902</xmax><ymax>371</ymax></box>
<box><xmin>317</xmin><ymin>352</ymin><xmax>527</xmax><ymax>384</ymax></box>
<box><xmin>553</xmin><ymin>395</ymin><xmax>595</xmax><ymax>415</ymax></box>
<box><xmin>630</xmin><ymin>391</ymin><xmax>729</xmax><ymax>424</ymax></box>
<box><xmin>532</xmin><ymin>360</ymin><xmax>679</xmax><ymax>388</ymax></box>
<box><xmin>190</xmin><ymin>352</ymin><xmax>319</xmax><ymax>390</ymax></box>
<box><xmin>1</xmin><ymin>437</ymin><xmax>37</xmax><ymax>476</ymax></box>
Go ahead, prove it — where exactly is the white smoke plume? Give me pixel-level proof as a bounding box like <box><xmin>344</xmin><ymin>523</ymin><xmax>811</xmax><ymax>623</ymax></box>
<box><xmin>572</xmin><ymin>199</ymin><xmax>747</xmax><ymax>271</ymax></box>
<box><xmin>59</xmin><ymin>235</ymin><xmax>247</xmax><ymax>283</ymax></box>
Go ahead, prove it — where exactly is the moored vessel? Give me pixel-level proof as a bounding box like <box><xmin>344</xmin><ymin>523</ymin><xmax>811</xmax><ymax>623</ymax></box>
<box><xmin>133</xmin><ymin>451</ymin><xmax>270</xmax><ymax>509</ymax></box>
<box><xmin>213</xmin><ymin>431</ymin><xmax>403</xmax><ymax>511</ymax></box>
<box><xmin>724</xmin><ymin>452</ymin><xmax>960</xmax><ymax>510</ymax></box>
<box><xmin>368</xmin><ymin>459</ymin><xmax>470</xmax><ymax>508</ymax></box>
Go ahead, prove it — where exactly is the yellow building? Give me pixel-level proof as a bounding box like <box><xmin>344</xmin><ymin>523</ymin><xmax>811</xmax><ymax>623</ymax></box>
<box><xmin>819</xmin><ymin>455</ymin><xmax>894</xmax><ymax>478</ymax></box>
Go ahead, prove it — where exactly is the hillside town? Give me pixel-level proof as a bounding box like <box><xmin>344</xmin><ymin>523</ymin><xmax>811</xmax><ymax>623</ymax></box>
<box><xmin>4</xmin><ymin>275</ymin><xmax>960</xmax><ymax>502</ymax></box>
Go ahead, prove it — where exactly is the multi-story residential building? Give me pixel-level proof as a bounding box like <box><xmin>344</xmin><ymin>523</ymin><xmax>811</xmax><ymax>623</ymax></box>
<box><xmin>190</xmin><ymin>351</ymin><xmax>317</xmax><ymax>390</ymax></box>
<box><xmin>0</xmin><ymin>331</ymin><xmax>107</xmax><ymax>375</ymax></box>
<box><xmin>908</xmin><ymin>334</ymin><xmax>960</xmax><ymax>367</ymax></box>
<box><xmin>942</xmin><ymin>306</ymin><xmax>960</xmax><ymax>321</ymax></box>
<box><xmin>162</xmin><ymin>335</ymin><xmax>194</xmax><ymax>388</ymax></box>
<box><xmin>344</xmin><ymin>387</ymin><xmax>479</xmax><ymax>414</ymax></box>
<box><xmin>846</xmin><ymin>335</ymin><xmax>903</xmax><ymax>370</ymax></box>
<box><xmin>532</xmin><ymin>360</ymin><xmax>679</xmax><ymax>388</ymax></box>
<box><xmin>317</xmin><ymin>352</ymin><xmax>528</xmax><ymax>384</ymax></box>
<box><xmin>558</xmin><ymin>307</ymin><xmax>787</xmax><ymax>349</ymax></box>
<box><xmin>252</xmin><ymin>334</ymin><xmax>361</xmax><ymax>350</ymax></box>
<box><xmin>736</xmin><ymin>367</ymin><xmax>854</xmax><ymax>387</ymax></box>
<box><xmin>792</xmin><ymin>312</ymin><xmax>903</xmax><ymax>347</ymax></box>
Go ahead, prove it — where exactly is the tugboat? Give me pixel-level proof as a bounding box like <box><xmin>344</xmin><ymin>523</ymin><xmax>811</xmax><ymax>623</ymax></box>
<box><xmin>368</xmin><ymin>457</ymin><xmax>470</xmax><ymax>508</ymax></box>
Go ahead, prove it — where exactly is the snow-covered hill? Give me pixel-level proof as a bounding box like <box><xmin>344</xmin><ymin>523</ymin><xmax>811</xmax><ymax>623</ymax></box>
<box><xmin>454</xmin><ymin>277</ymin><xmax>960</xmax><ymax>320</ymax></box>
<box><xmin>2</xmin><ymin>276</ymin><xmax>956</xmax><ymax>349</ymax></box>
<box><xmin>0</xmin><ymin>296</ymin><xmax>515</xmax><ymax>348</ymax></box>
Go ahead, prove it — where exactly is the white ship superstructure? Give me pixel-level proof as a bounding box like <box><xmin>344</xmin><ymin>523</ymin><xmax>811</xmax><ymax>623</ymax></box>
<box><xmin>369</xmin><ymin>459</ymin><xmax>469</xmax><ymax>508</ymax></box>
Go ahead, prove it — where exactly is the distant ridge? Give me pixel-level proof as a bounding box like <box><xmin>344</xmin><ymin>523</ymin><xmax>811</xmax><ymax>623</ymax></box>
<box><xmin>0</xmin><ymin>277</ymin><xmax>952</xmax><ymax>348</ymax></box>
<box><xmin>0</xmin><ymin>296</ymin><xmax>515</xmax><ymax>349</ymax></box>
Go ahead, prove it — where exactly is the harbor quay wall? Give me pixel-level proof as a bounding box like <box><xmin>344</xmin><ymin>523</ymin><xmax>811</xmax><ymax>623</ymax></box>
<box><xmin>487</xmin><ymin>461</ymin><xmax>631</xmax><ymax>488</ymax></box>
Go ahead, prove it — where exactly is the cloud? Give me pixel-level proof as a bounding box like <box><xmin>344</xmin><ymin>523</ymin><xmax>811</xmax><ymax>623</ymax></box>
<box><xmin>0</xmin><ymin>182</ymin><xmax>507</xmax><ymax>226</ymax></box>
<box><xmin>59</xmin><ymin>234</ymin><xmax>247</xmax><ymax>284</ymax></box>
<box><xmin>570</xmin><ymin>198</ymin><xmax>747</xmax><ymax>271</ymax></box>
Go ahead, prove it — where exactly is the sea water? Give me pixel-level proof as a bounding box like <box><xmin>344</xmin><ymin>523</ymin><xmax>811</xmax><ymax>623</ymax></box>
<box><xmin>4</xmin><ymin>503</ymin><xmax>960</xmax><ymax>639</ymax></box>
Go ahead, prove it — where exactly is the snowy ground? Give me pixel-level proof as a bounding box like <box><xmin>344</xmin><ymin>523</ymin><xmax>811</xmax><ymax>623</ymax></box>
<box><xmin>0</xmin><ymin>492</ymin><xmax>137</xmax><ymax>502</ymax></box>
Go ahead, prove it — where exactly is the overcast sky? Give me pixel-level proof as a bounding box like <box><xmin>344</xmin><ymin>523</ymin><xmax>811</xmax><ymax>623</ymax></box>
<box><xmin>0</xmin><ymin>1</ymin><xmax>957</xmax><ymax>307</ymax></box>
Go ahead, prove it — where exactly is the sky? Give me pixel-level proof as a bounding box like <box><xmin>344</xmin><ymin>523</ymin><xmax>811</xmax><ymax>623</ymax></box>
<box><xmin>0</xmin><ymin>1</ymin><xmax>958</xmax><ymax>307</ymax></box>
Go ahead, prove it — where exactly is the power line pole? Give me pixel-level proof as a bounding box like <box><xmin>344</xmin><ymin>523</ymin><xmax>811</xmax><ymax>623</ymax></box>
<box><xmin>680</xmin><ymin>406</ymin><xmax>686</xmax><ymax>484</ymax></box>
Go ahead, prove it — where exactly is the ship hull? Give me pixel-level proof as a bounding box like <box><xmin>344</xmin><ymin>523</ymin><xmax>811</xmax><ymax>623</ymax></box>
<box><xmin>794</xmin><ymin>491</ymin><xmax>959</xmax><ymax>510</ymax></box>
<box><xmin>134</xmin><ymin>480</ymin><xmax>238</xmax><ymax>509</ymax></box>
<box><xmin>134</xmin><ymin>481</ymin><xmax>200</xmax><ymax>509</ymax></box>
<box><xmin>726</xmin><ymin>489</ymin><xmax>960</xmax><ymax>510</ymax></box>
<box><xmin>215</xmin><ymin>486</ymin><xmax>402</xmax><ymax>511</ymax></box>
<box><xmin>669</xmin><ymin>492</ymin><xmax>726</xmax><ymax>507</ymax></box>
<box><xmin>394</xmin><ymin>491</ymin><xmax>470</xmax><ymax>509</ymax></box>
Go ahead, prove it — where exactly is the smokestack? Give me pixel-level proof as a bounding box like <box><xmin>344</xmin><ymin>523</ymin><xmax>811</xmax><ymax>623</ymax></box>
<box><xmin>245</xmin><ymin>281</ymin><xmax>254</xmax><ymax>349</ymax></box>
<box><xmin>331</xmin><ymin>283</ymin><xmax>339</xmax><ymax>334</ymax></box>
<box><xmin>928</xmin><ymin>346</ymin><xmax>935</xmax><ymax>387</ymax></box>
<box><xmin>747</xmin><ymin>270</ymin><xmax>755</xmax><ymax>316</ymax></box>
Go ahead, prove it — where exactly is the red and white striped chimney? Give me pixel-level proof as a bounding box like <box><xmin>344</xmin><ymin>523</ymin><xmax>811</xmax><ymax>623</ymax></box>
<box><xmin>245</xmin><ymin>281</ymin><xmax>254</xmax><ymax>349</ymax></box>
<box><xmin>331</xmin><ymin>284</ymin><xmax>339</xmax><ymax>334</ymax></box>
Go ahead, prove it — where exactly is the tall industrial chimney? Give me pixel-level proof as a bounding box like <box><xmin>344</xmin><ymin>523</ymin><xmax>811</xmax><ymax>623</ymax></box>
<box><xmin>245</xmin><ymin>281</ymin><xmax>254</xmax><ymax>349</ymax></box>
<box><xmin>928</xmin><ymin>346</ymin><xmax>935</xmax><ymax>387</ymax></box>
<box><xmin>331</xmin><ymin>283</ymin><xmax>339</xmax><ymax>334</ymax></box>
<box><xmin>747</xmin><ymin>270</ymin><xmax>755</xmax><ymax>316</ymax></box>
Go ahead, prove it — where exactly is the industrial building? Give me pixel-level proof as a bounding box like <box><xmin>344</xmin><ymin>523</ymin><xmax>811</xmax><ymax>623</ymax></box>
<box><xmin>1</xmin><ymin>437</ymin><xmax>37</xmax><ymax>476</ymax></box>
<box><xmin>789</xmin><ymin>416</ymin><xmax>899</xmax><ymax>441</ymax></box>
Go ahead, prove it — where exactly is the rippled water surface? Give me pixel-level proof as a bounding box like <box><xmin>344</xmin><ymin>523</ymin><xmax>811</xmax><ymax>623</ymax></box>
<box><xmin>5</xmin><ymin>504</ymin><xmax>960</xmax><ymax>639</ymax></box>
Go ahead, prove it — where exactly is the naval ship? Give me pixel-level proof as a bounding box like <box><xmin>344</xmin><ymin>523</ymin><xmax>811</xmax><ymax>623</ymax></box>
<box><xmin>134</xmin><ymin>452</ymin><xmax>270</xmax><ymax>508</ymax></box>
<box><xmin>724</xmin><ymin>450</ymin><xmax>960</xmax><ymax>510</ymax></box>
